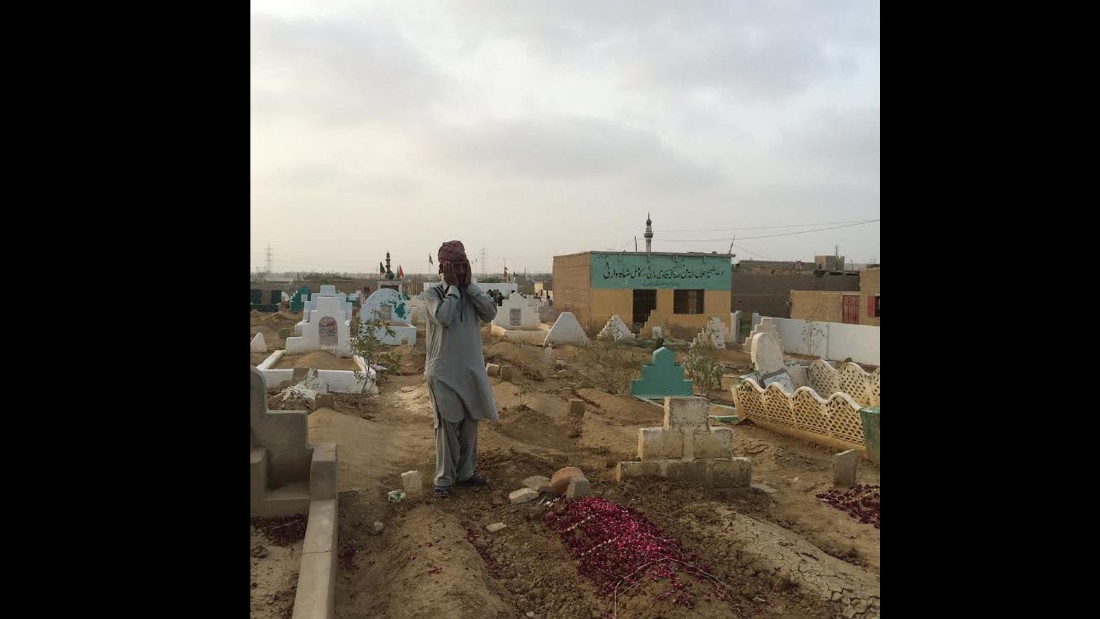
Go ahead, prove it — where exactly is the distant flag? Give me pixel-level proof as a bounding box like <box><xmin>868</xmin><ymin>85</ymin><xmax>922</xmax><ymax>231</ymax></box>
<box><xmin>428</xmin><ymin>253</ymin><xmax>433</xmax><ymax>266</ymax></box>
<box><xmin>379</xmin><ymin>262</ymin><xmax>385</xmax><ymax>274</ymax></box>
<box><xmin>503</xmin><ymin>266</ymin><xmax>508</xmax><ymax>280</ymax></box>
<box><xmin>398</xmin><ymin>265</ymin><xmax>404</xmax><ymax>278</ymax></box>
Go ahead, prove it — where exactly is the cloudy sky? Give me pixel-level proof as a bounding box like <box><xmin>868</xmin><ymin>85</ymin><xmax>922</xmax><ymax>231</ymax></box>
<box><xmin>251</xmin><ymin>0</ymin><xmax>879</xmax><ymax>275</ymax></box>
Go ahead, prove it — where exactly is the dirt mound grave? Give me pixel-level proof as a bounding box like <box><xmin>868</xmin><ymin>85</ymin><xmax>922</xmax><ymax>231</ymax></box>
<box><xmin>336</xmin><ymin>504</ymin><xmax>516</xmax><ymax>618</ymax></box>
<box><xmin>274</xmin><ymin>351</ymin><xmax>359</xmax><ymax>371</ymax></box>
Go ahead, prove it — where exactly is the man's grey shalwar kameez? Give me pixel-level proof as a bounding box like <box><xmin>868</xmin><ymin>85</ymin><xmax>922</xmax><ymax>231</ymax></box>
<box><xmin>421</xmin><ymin>282</ymin><xmax>498</xmax><ymax>489</ymax></box>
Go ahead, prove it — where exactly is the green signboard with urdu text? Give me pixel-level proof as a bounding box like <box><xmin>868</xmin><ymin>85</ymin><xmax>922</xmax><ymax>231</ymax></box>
<box><xmin>590</xmin><ymin>253</ymin><xmax>731</xmax><ymax>290</ymax></box>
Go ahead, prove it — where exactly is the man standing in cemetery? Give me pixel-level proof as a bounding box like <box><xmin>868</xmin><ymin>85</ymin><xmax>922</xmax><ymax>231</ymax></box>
<box><xmin>422</xmin><ymin>240</ymin><xmax>499</xmax><ymax>498</ymax></box>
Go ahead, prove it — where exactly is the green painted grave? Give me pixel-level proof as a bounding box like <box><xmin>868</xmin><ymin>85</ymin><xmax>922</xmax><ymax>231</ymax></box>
<box><xmin>630</xmin><ymin>347</ymin><xmax>694</xmax><ymax>398</ymax></box>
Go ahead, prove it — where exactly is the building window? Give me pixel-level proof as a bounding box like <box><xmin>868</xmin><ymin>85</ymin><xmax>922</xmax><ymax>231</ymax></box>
<box><xmin>673</xmin><ymin>289</ymin><xmax>705</xmax><ymax>314</ymax></box>
<box><xmin>874</xmin><ymin>295</ymin><xmax>880</xmax><ymax>317</ymax></box>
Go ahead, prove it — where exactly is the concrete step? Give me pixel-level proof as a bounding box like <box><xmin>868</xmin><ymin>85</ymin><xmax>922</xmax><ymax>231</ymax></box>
<box><xmin>251</xmin><ymin>447</ymin><xmax>311</xmax><ymax>517</ymax></box>
<box><xmin>255</xmin><ymin>481</ymin><xmax>310</xmax><ymax>517</ymax></box>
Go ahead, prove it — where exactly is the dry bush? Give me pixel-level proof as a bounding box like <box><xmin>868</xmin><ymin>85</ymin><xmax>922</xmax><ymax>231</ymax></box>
<box><xmin>684</xmin><ymin>336</ymin><xmax>723</xmax><ymax>391</ymax></box>
<box><xmin>580</xmin><ymin>339</ymin><xmax>642</xmax><ymax>394</ymax></box>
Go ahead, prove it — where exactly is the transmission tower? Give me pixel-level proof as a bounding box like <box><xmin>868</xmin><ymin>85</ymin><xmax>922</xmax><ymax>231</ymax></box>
<box><xmin>265</xmin><ymin>244</ymin><xmax>274</xmax><ymax>275</ymax></box>
<box><xmin>481</xmin><ymin>248</ymin><xmax>487</xmax><ymax>277</ymax></box>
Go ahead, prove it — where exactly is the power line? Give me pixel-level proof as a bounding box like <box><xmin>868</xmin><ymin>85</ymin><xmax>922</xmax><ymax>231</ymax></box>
<box><xmin>661</xmin><ymin>219</ymin><xmax>878</xmax><ymax>242</ymax></box>
<box><xmin>732</xmin><ymin>243</ymin><xmax>772</xmax><ymax>260</ymax></box>
<box><xmin>657</xmin><ymin>218</ymin><xmax>879</xmax><ymax>234</ymax></box>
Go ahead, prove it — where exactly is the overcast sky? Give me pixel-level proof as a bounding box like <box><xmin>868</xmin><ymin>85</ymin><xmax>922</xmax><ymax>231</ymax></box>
<box><xmin>251</xmin><ymin>0</ymin><xmax>879</xmax><ymax>275</ymax></box>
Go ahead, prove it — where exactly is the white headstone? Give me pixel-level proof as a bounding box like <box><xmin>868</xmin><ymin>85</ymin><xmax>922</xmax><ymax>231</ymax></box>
<box><xmin>598</xmin><ymin>315</ymin><xmax>635</xmax><ymax>341</ymax></box>
<box><xmin>362</xmin><ymin>288</ymin><xmax>412</xmax><ymax>325</ymax></box>
<box><xmin>758</xmin><ymin>317</ymin><xmax>781</xmax><ymax>337</ymax></box>
<box><xmin>320</xmin><ymin>284</ymin><xmax>336</xmax><ymax>296</ymax></box>
<box><xmin>359</xmin><ymin>288</ymin><xmax>416</xmax><ymax>345</ymax></box>
<box><xmin>743</xmin><ymin>315</ymin><xmax>783</xmax><ymax>351</ymax></box>
<box><xmin>250</xmin><ymin>332</ymin><xmax>267</xmax><ymax>352</ymax></box>
<box><xmin>751</xmin><ymin>332</ymin><xmax>785</xmax><ymax>375</ymax></box>
<box><xmin>544</xmin><ymin>312</ymin><xmax>591</xmax><ymax>346</ymax></box>
<box><xmin>698</xmin><ymin>317</ymin><xmax>727</xmax><ymax>349</ymax></box>
<box><xmin>704</xmin><ymin>318</ymin><xmax>730</xmax><ymax>349</ymax></box>
<box><xmin>284</xmin><ymin>287</ymin><xmax>352</xmax><ymax>357</ymax></box>
<box><xmin>493</xmin><ymin>293</ymin><xmax>541</xmax><ymax>330</ymax></box>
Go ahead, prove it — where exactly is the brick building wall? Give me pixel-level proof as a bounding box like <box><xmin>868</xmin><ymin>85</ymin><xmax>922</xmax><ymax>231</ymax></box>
<box><xmin>551</xmin><ymin>253</ymin><xmax>594</xmax><ymax>328</ymax></box>
<box><xmin>731</xmin><ymin>272</ymin><xmax>860</xmax><ymax>318</ymax></box>
<box><xmin>790</xmin><ymin>290</ymin><xmax>846</xmax><ymax>322</ymax></box>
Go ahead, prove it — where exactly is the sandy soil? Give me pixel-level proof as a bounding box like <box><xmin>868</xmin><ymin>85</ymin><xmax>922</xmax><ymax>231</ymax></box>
<box><xmin>273</xmin><ymin>351</ymin><xmax>361</xmax><ymax>371</ymax></box>
<box><xmin>254</xmin><ymin>323</ymin><xmax>880</xmax><ymax>618</ymax></box>
<box><xmin>251</xmin><ymin>310</ymin><xmax>302</xmax><ymax>365</ymax></box>
<box><xmin>250</xmin><ymin>515</ymin><xmax>306</xmax><ymax>619</ymax></box>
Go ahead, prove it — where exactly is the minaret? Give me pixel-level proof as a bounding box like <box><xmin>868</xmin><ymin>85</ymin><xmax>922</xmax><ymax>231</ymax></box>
<box><xmin>385</xmin><ymin>252</ymin><xmax>395</xmax><ymax>280</ymax></box>
<box><xmin>644</xmin><ymin>213</ymin><xmax>653</xmax><ymax>253</ymax></box>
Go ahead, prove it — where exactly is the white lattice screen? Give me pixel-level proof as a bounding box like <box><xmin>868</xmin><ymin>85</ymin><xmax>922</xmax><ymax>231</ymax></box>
<box><xmin>733</xmin><ymin>370</ymin><xmax>871</xmax><ymax>449</ymax></box>
<box><xmin>807</xmin><ymin>360</ymin><xmax>879</xmax><ymax>407</ymax></box>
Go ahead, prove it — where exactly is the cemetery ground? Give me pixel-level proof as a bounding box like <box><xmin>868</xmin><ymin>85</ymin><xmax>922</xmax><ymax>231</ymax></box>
<box><xmin>250</xmin><ymin>310</ymin><xmax>880</xmax><ymax>619</ymax></box>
